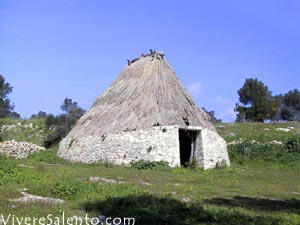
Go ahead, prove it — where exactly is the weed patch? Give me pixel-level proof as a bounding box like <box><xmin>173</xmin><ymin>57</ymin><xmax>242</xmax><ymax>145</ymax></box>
<box><xmin>131</xmin><ymin>160</ymin><xmax>170</xmax><ymax>170</ymax></box>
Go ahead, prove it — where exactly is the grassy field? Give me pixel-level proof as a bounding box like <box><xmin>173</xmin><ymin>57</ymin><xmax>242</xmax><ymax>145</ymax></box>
<box><xmin>0</xmin><ymin>119</ymin><xmax>300</xmax><ymax>224</ymax></box>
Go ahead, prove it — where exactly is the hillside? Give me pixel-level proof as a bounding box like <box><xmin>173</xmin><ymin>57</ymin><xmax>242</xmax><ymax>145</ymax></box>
<box><xmin>0</xmin><ymin>119</ymin><xmax>300</xmax><ymax>225</ymax></box>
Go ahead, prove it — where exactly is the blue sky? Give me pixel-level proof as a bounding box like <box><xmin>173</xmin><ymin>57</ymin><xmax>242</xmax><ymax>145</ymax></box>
<box><xmin>1</xmin><ymin>0</ymin><xmax>299</xmax><ymax>122</ymax></box>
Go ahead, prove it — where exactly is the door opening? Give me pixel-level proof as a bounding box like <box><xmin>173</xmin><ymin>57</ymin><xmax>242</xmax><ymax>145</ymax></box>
<box><xmin>179</xmin><ymin>129</ymin><xmax>197</xmax><ymax>167</ymax></box>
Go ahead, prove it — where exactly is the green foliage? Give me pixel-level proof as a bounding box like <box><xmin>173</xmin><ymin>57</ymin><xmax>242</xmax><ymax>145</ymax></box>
<box><xmin>43</xmin><ymin>114</ymin><xmax>70</xmax><ymax>148</ymax></box>
<box><xmin>235</xmin><ymin>78</ymin><xmax>280</xmax><ymax>122</ymax></box>
<box><xmin>228</xmin><ymin>140</ymin><xmax>300</xmax><ymax>166</ymax></box>
<box><xmin>30</xmin><ymin>111</ymin><xmax>48</xmax><ymax>119</ymax></box>
<box><xmin>186</xmin><ymin>158</ymin><xmax>199</xmax><ymax>169</ymax></box>
<box><xmin>0</xmin><ymin>154</ymin><xmax>18</xmax><ymax>186</ymax></box>
<box><xmin>0</xmin><ymin>154</ymin><xmax>46</xmax><ymax>186</ymax></box>
<box><xmin>43</xmin><ymin>98</ymin><xmax>85</xmax><ymax>148</ymax></box>
<box><xmin>280</xmin><ymin>89</ymin><xmax>300</xmax><ymax>121</ymax></box>
<box><xmin>0</xmin><ymin>75</ymin><xmax>17</xmax><ymax>118</ymax></box>
<box><xmin>1</xmin><ymin>118</ymin><xmax>300</xmax><ymax>223</ymax></box>
<box><xmin>26</xmin><ymin>147</ymin><xmax>68</xmax><ymax>164</ymax></box>
<box><xmin>132</xmin><ymin>160</ymin><xmax>169</xmax><ymax>170</ymax></box>
<box><xmin>61</xmin><ymin>98</ymin><xmax>85</xmax><ymax>117</ymax></box>
<box><xmin>0</xmin><ymin>146</ymin><xmax>300</xmax><ymax>223</ymax></box>
<box><xmin>49</xmin><ymin>177</ymin><xmax>88</xmax><ymax>199</ymax></box>
<box><xmin>284</xmin><ymin>137</ymin><xmax>300</xmax><ymax>153</ymax></box>
<box><xmin>0</xmin><ymin>118</ymin><xmax>46</xmax><ymax>145</ymax></box>
<box><xmin>217</xmin><ymin>122</ymin><xmax>300</xmax><ymax>167</ymax></box>
<box><xmin>202</xmin><ymin>107</ymin><xmax>222</xmax><ymax>123</ymax></box>
<box><xmin>215</xmin><ymin>160</ymin><xmax>228</xmax><ymax>169</ymax></box>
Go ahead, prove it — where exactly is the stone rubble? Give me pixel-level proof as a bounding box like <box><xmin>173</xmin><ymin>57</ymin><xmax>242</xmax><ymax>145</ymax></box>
<box><xmin>88</xmin><ymin>177</ymin><xmax>152</xmax><ymax>186</ymax></box>
<box><xmin>268</xmin><ymin>140</ymin><xmax>283</xmax><ymax>145</ymax></box>
<box><xmin>275</xmin><ymin>127</ymin><xmax>294</xmax><ymax>132</ymax></box>
<box><xmin>0</xmin><ymin>140</ymin><xmax>46</xmax><ymax>159</ymax></box>
<box><xmin>88</xmin><ymin>177</ymin><xmax>126</xmax><ymax>184</ymax></box>
<box><xmin>1</xmin><ymin>123</ymin><xmax>38</xmax><ymax>130</ymax></box>
<box><xmin>181</xmin><ymin>197</ymin><xmax>194</xmax><ymax>203</ymax></box>
<box><xmin>138</xmin><ymin>179</ymin><xmax>151</xmax><ymax>186</ymax></box>
<box><xmin>228</xmin><ymin>139</ymin><xmax>283</xmax><ymax>146</ymax></box>
<box><xmin>227</xmin><ymin>139</ymin><xmax>243</xmax><ymax>145</ymax></box>
<box><xmin>10</xmin><ymin>189</ymin><xmax>65</xmax><ymax>204</ymax></box>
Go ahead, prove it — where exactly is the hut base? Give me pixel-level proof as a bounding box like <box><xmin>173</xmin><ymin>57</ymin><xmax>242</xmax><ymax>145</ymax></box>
<box><xmin>58</xmin><ymin>126</ymin><xmax>229</xmax><ymax>169</ymax></box>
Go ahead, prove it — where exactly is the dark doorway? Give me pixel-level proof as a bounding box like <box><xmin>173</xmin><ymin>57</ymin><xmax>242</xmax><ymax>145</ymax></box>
<box><xmin>179</xmin><ymin>129</ymin><xmax>197</xmax><ymax>167</ymax></box>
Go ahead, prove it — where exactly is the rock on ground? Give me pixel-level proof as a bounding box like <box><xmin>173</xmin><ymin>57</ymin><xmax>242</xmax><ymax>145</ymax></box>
<box><xmin>10</xmin><ymin>189</ymin><xmax>64</xmax><ymax>204</ymax></box>
<box><xmin>0</xmin><ymin>140</ymin><xmax>46</xmax><ymax>159</ymax></box>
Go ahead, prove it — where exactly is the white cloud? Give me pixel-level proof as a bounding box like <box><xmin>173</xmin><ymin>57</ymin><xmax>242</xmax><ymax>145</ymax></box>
<box><xmin>187</xmin><ymin>82</ymin><xmax>203</xmax><ymax>96</ymax></box>
<box><xmin>218</xmin><ymin>107</ymin><xmax>237</xmax><ymax>122</ymax></box>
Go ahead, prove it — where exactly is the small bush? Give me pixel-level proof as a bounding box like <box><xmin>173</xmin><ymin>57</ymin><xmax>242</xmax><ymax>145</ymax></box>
<box><xmin>284</xmin><ymin>137</ymin><xmax>300</xmax><ymax>153</ymax></box>
<box><xmin>0</xmin><ymin>159</ymin><xmax>18</xmax><ymax>186</ymax></box>
<box><xmin>131</xmin><ymin>160</ymin><xmax>169</xmax><ymax>170</ymax></box>
<box><xmin>215</xmin><ymin>160</ymin><xmax>228</xmax><ymax>169</ymax></box>
<box><xmin>43</xmin><ymin>126</ymin><xmax>67</xmax><ymax>148</ymax></box>
<box><xmin>43</xmin><ymin>114</ymin><xmax>80</xmax><ymax>148</ymax></box>
<box><xmin>43</xmin><ymin>98</ymin><xmax>85</xmax><ymax>148</ymax></box>
<box><xmin>50</xmin><ymin>177</ymin><xmax>86</xmax><ymax>199</ymax></box>
<box><xmin>228</xmin><ymin>139</ymin><xmax>300</xmax><ymax>165</ymax></box>
<box><xmin>186</xmin><ymin>158</ymin><xmax>198</xmax><ymax>169</ymax></box>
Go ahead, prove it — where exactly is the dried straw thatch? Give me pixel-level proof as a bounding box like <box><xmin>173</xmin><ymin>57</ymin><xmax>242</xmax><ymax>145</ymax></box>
<box><xmin>67</xmin><ymin>51</ymin><xmax>215</xmax><ymax>139</ymax></box>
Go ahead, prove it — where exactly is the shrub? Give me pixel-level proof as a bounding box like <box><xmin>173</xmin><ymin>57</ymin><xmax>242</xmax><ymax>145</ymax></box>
<box><xmin>49</xmin><ymin>177</ymin><xmax>86</xmax><ymax>199</ymax></box>
<box><xmin>131</xmin><ymin>160</ymin><xmax>169</xmax><ymax>170</ymax></box>
<box><xmin>43</xmin><ymin>98</ymin><xmax>85</xmax><ymax>148</ymax></box>
<box><xmin>228</xmin><ymin>140</ymin><xmax>300</xmax><ymax>165</ymax></box>
<box><xmin>43</xmin><ymin>113</ymin><xmax>81</xmax><ymax>148</ymax></box>
<box><xmin>186</xmin><ymin>158</ymin><xmax>198</xmax><ymax>169</ymax></box>
<box><xmin>284</xmin><ymin>137</ymin><xmax>300</xmax><ymax>153</ymax></box>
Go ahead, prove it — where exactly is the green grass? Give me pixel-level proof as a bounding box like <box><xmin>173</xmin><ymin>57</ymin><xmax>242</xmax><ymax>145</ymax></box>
<box><xmin>217</xmin><ymin>122</ymin><xmax>300</xmax><ymax>143</ymax></box>
<box><xmin>0</xmin><ymin>119</ymin><xmax>300</xmax><ymax>224</ymax></box>
<box><xmin>0</xmin><ymin>118</ymin><xmax>48</xmax><ymax>145</ymax></box>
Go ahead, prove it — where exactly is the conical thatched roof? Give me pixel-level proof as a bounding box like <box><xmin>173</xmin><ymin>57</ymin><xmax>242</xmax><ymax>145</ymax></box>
<box><xmin>67</xmin><ymin>51</ymin><xmax>216</xmax><ymax>139</ymax></box>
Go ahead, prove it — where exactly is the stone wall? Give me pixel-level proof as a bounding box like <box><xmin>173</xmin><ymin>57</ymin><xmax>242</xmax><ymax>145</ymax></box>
<box><xmin>58</xmin><ymin>126</ymin><xmax>230</xmax><ymax>169</ymax></box>
<box><xmin>58</xmin><ymin>126</ymin><xmax>181</xmax><ymax>167</ymax></box>
<box><xmin>200</xmin><ymin>128</ymin><xmax>230</xmax><ymax>169</ymax></box>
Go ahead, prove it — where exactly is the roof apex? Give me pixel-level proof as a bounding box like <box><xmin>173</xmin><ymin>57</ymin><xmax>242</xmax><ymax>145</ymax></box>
<box><xmin>127</xmin><ymin>49</ymin><xmax>165</xmax><ymax>66</ymax></box>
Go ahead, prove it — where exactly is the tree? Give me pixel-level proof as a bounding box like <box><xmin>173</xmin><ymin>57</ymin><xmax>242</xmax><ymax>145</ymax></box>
<box><xmin>61</xmin><ymin>98</ymin><xmax>80</xmax><ymax>114</ymax></box>
<box><xmin>10</xmin><ymin>112</ymin><xmax>21</xmax><ymax>119</ymax></box>
<box><xmin>60</xmin><ymin>97</ymin><xmax>85</xmax><ymax>124</ymax></box>
<box><xmin>235</xmin><ymin>78</ymin><xmax>279</xmax><ymax>122</ymax></box>
<box><xmin>43</xmin><ymin>98</ymin><xmax>85</xmax><ymax>148</ymax></box>
<box><xmin>0</xmin><ymin>75</ymin><xmax>14</xmax><ymax>118</ymax></box>
<box><xmin>30</xmin><ymin>111</ymin><xmax>48</xmax><ymax>119</ymax></box>
<box><xmin>202</xmin><ymin>108</ymin><xmax>222</xmax><ymax>123</ymax></box>
<box><xmin>279</xmin><ymin>89</ymin><xmax>300</xmax><ymax>121</ymax></box>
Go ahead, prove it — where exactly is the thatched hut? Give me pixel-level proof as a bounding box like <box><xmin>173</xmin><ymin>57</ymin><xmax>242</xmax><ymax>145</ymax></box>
<box><xmin>58</xmin><ymin>51</ymin><xmax>230</xmax><ymax>169</ymax></box>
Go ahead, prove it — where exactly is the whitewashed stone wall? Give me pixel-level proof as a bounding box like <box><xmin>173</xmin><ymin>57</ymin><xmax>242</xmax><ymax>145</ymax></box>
<box><xmin>58</xmin><ymin>126</ymin><xmax>181</xmax><ymax>167</ymax></box>
<box><xmin>58</xmin><ymin>126</ymin><xmax>230</xmax><ymax>169</ymax></box>
<box><xmin>200</xmin><ymin>128</ymin><xmax>230</xmax><ymax>169</ymax></box>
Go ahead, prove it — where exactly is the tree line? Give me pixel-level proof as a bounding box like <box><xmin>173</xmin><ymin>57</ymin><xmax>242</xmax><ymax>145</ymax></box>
<box><xmin>0</xmin><ymin>74</ymin><xmax>299</xmax><ymax>124</ymax></box>
<box><xmin>0</xmin><ymin>75</ymin><xmax>85</xmax><ymax>147</ymax></box>
<box><xmin>235</xmin><ymin>78</ymin><xmax>300</xmax><ymax>122</ymax></box>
